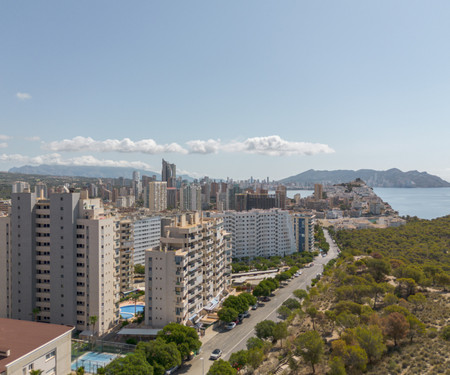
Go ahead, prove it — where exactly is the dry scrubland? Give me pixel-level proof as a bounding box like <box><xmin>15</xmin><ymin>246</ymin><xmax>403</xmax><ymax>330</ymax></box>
<box><xmin>220</xmin><ymin>216</ymin><xmax>450</xmax><ymax>375</ymax></box>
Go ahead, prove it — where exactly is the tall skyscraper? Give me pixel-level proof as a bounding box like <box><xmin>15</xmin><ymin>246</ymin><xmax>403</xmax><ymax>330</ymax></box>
<box><xmin>162</xmin><ymin>159</ymin><xmax>176</xmax><ymax>188</ymax></box>
<box><xmin>314</xmin><ymin>184</ymin><xmax>323</xmax><ymax>200</ymax></box>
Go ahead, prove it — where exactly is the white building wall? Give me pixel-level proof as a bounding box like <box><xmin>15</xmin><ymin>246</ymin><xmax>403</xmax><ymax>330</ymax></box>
<box><xmin>133</xmin><ymin>216</ymin><xmax>161</xmax><ymax>265</ymax></box>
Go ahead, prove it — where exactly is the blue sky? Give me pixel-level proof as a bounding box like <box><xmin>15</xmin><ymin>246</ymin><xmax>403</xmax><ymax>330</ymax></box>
<box><xmin>1</xmin><ymin>1</ymin><xmax>450</xmax><ymax>181</ymax></box>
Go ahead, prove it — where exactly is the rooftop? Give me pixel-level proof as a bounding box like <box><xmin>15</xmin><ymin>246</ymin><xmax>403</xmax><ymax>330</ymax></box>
<box><xmin>0</xmin><ymin>318</ymin><xmax>74</xmax><ymax>373</ymax></box>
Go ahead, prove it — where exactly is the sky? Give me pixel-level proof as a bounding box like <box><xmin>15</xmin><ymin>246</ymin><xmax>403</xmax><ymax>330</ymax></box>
<box><xmin>1</xmin><ymin>1</ymin><xmax>450</xmax><ymax>181</ymax></box>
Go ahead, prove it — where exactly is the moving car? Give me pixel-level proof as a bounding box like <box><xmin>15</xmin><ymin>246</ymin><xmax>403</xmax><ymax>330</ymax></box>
<box><xmin>225</xmin><ymin>322</ymin><xmax>236</xmax><ymax>330</ymax></box>
<box><xmin>210</xmin><ymin>349</ymin><xmax>223</xmax><ymax>360</ymax></box>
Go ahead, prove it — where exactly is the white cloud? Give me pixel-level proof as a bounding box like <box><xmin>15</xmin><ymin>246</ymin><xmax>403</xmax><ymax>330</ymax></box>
<box><xmin>0</xmin><ymin>153</ymin><xmax>156</xmax><ymax>170</ymax></box>
<box><xmin>0</xmin><ymin>143</ymin><xmax>7</xmax><ymax>149</ymax></box>
<box><xmin>186</xmin><ymin>139</ymin><xmax>221</xmax><ymax>154</ymax></box>
<box><xmin>0</xmin><ymin>135</ymin><xmax>11</xmax><ymax>140</ymax></box>
<box><xmin>16</xmin><ymin>92</ymin><xmax>32</xmax><ymax>100</ymax></box>
<box><xmin>25</xmin><ymin>136</ymin><xmax>41</xmax><ymax>142</ymax></box>
<box><xmin>44</xmin><ymin>136</ymin><xmax>188</xmax><ymax>155</ymax></box>
<box><xmin>223</xmin><ymin>135</ymin><xmax>335</xmax><ymax>156</ymax></box>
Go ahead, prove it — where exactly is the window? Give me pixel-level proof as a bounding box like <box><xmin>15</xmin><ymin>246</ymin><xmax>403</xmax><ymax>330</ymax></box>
<box><xmin>45</xmin><ymin>350</ymin><xmax>56</xmax><ymax>360</ymax></box>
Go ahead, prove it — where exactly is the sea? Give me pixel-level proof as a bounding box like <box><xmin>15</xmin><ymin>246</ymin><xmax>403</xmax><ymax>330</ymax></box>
<box><xmin>283</xmin><ymin>188</ymin><xmax>450</xmax><ymax>220</ymax></box>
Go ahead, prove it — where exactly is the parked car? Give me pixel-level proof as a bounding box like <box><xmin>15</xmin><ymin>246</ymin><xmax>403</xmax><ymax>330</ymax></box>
<box><xmin>210</xmin><ymin>349</ymin><xmax>223</xmax><ymax>360</ymax></box>
<box><xmin>225</xmin><ymin>322</ymin><xmax>236</xmax><ymax>330</ymax></box>
<box><xmin>241</xmin><ymin>311</ymin><xmax>250</xmax><ymax>318</ymax></box>
<box><xmin>165</xmin><ymin>365</ymin><xmax>180</xmax><ymax>375</ymax></box>
<box><xmin>261</xmin><ymin>296</ymin><xmax>271</xmax><ymax>302</ymax></box>
<box><xmin>252</xmin><ymin>304</ymin><xmax>258</xmax><ymax>310</ymax></box>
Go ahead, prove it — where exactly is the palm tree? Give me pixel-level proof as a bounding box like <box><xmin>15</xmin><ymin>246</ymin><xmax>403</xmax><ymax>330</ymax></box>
<box><xmin>31</xmin><ymin>307</ymin><xmax>40</xmax><ymax>322</ymax></box>
<box><xmin>29</xmin><ymin>370</ymin><xmax>43</xmax><ymax>375</ymax></box>
<box><xmin>131</xmin><ymin>293</ymin><xmax>140</xmax><ymax>316</ymax></box>
<box><xmin>89</xmin><ymin>315</ymin><xmax>98</xmax><ymax>349</ymax></box>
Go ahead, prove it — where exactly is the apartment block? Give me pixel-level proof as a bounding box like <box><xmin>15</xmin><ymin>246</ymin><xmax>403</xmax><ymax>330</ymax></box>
<box><xmin>292</xmin><ymin>213</ymin><xmax>315</xmax><ymax>252</ymax></box>
<box><xmin>144</xmin><ymin>213</ymin><xmax>230</xmax><ymax>328</ymax></box>
<box><xmin>133</xmin><ymin>216</ymin><xmax>161</xmax><ymax>265</ymax></box>
<box><xmin>218</xmin><ymin>209</ymin><xmax>296</xmax><ymax>259</ymax></box>
<box><xmin>144</xmin><ymin>182</ymin><xmax>167</xmax><ymax>212</ymax></box>
<box><xmin>0</xmin><ymin>215</ymin><xmax>11</xmax><ymax>318</ymax></box>
<box><xmin>0</xmin><ymin>189</ymin><xmax>118</xmax><ymax>336</ymax></box>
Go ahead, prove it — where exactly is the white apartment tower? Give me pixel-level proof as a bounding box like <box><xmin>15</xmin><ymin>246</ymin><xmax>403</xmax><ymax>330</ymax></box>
<box><xmin>144</xmin><ymin>213</ymin><xmax>231</xmax><ymax>328</ymax></box>
<box><xmin>0</xmin><ymin>190</ymin><xmax>118</xmax><ymax>335</ymax></box>
<box><xmin>133</xmin><ymin>216</ymin><xmax>161</xmax><ymax>265</ymax></box>
<box><xmin>219</xmin><ymin>209</ymin><xmax>296</xmax><ymax>259</ymax></box>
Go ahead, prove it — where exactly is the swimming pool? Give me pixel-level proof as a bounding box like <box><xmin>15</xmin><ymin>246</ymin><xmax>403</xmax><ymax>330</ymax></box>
<box><xmin>71</xmin><ymin>351</ymin><xmax>118</xmax><ymax>373</ymax></box>
<box><xmin>120</xmin><ymin>304</ymin><xmax>145</xmax><ymax>319</ymax></box>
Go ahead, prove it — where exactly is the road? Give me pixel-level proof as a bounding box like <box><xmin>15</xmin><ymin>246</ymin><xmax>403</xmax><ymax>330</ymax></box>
<box><xmin>180</xmin><ymin>231</ymin><xmax>340</xmax><ymax>375</ymax></box>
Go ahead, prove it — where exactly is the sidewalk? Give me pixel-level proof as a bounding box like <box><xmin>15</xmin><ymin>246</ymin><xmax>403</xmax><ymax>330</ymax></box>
<box><xmin>200</xmin><ymin>324</ymin><xmax>220</xmax><ymax>345</ymax></box>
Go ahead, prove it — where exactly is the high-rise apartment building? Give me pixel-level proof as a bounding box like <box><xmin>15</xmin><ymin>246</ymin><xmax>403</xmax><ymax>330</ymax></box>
<box><xmin>162</xmin><ymin>159</ymin><xmax>176</xmax><ymax>188</ymax></box>
<box><xmin>0</xmin><ymin>190</ymin><xmax>118</xmax><ymax>335</ymax></box>
<box><xmin>314</xmin><ymin>184</ymin><xmax>323</xmax><ymax>200</ymax></box>
<box><xmin>144</xmin><ymin>213</ymin><xmax>231</xmax><ymax>328</ymax></box>
<box><xmin>144</xmin><ymin>182</ymin><xmax>167</xmax><ymax>212</ymax></box>
<box><xmin>180</xmin><ymin>184</ymin><xmax>201</xmax><ymax>211</ymax></box>
<box><xmin>12</xmin><ymin>181</ymin><xmax>30</xmax><ymax>193</ymax></box>
<box><xmin>0</xmin><ymin>215</ymin><xmax>11</xmax><ymax>318</ymax></box>
<box><xmin>133</xmin><ymin>216</ymin><xmax>161</xmax><ymax>265</ymax></box>
<box><xmin>217</xmin><ymin>209</ymin><xmax>296</xmax><ymax>259</ymax></box>
<box><xmin>292</xmin><ymin>213</ymin><xmax>315</xmax><ymax>252</ymax></box>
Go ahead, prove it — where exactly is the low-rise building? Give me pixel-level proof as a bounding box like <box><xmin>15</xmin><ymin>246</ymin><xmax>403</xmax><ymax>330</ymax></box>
<box><xmin>0</xmin><ymin>318</ymin><xmax>73</xmax><ymax>375</ymax></box>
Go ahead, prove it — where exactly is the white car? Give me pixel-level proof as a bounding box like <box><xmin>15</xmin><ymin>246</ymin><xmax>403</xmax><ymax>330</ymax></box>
<box><xmin>225</xmin><ymin>322</ymin><xmax>236</xmax><ymax>330</ymax></box>
<box><xmin>210</xmin><ymin>349</ymin><xmax>223</xmax><ymax>360</ymax></box>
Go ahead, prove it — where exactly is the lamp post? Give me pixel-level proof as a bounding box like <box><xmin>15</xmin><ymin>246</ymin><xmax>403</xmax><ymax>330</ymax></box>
<box><xmin>200</xmin><ymin>357</ymin><xmax>204</xmax><ymax>375</ymax></box>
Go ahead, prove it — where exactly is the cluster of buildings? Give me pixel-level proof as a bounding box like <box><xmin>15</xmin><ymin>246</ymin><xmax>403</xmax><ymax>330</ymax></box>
<box><xmin>0</xmin><ymin>160</ymin><xmax>320</xmax><ymax>343</ymax></box>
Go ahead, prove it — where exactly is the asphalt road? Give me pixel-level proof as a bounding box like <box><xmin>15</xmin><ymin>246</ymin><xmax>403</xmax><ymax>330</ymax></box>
<box><xmin>180</xmin><ymin>231</ymin><xmax>340</xmax><ymax>375</ymax></box>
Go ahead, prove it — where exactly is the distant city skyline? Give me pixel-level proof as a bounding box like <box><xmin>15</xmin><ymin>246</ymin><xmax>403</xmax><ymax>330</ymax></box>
<box><xmin>1</xmin><ymin>1</ymin><xmax>450</xmax><ymax>181</ymax></box>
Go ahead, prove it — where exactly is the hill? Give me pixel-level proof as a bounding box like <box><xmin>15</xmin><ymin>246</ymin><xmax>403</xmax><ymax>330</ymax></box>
<box><xmin>8</xmin><ymin>164</ymin><xmax>162</xmax><ymax>179</ymax></box>
<box><xmin>280</xmin><ymin>168</ymin><xmax>450</xmax><ymax>188</ymax></box>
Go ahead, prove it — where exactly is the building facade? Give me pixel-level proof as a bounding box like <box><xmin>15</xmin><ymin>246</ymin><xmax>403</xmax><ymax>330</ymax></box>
<box><xmin>0</xmin><ymin>190</ymin><xmax>118</xmax><ymax>335</ymax></box>
<box><xmin>144</xmin><ymin>213</ymin><xmax>231</xmax><ymax>328</ymax></box>
<box><xmin>218</xmin><ymin>209</ymin><xmax>296</xmax><ymax>259</ymax></box>
<box><xmin>144</xmin><ymin>182</ymin><xmax>167</xmax><ymax>212</ymax></box>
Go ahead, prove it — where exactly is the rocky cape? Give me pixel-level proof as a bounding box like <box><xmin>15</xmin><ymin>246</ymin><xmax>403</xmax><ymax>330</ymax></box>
<box><xmin>279</xmin><ymin>168</ymin><xmax>450</xmax><ymax>188</ymax></box>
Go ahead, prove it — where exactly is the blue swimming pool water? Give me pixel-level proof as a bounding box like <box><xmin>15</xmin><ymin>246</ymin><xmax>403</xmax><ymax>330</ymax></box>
<box><xmin>120</xmin><ymin>304</ymin><xmax>144</xmax><ymax>319</ymax></box>
<box><xmin>71</xmin><ymin>351</ymin><xmax>118</xmax><ymax>373</ymax></box>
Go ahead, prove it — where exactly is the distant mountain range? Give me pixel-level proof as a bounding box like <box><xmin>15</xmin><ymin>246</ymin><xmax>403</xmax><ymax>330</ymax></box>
<box><xmin>279</xmin><ymin>168</ymin><xmax>450</xmax><ymax>188</ymax></box>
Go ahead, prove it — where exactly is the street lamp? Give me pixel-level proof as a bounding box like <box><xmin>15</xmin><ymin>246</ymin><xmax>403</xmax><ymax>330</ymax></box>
<box><xmin>200</xmin><ymin>357</ymin><xmax>204</xmax><ymax>375</ymax></box>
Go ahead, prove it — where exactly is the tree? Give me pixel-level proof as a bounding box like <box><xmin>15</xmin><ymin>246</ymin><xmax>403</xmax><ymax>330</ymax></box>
<box><xmin>306</xmin><ymin>306</ymin><xmax>318</xmax><ymax>330</ymax></box>
<box><xmin>223</xmin><ymin>295</ymin><xmax>248</xmax><ymax>314</ymax></box>
<box><xmin>31</xmin><ymin>308</ymin><xmax>40</xmax><ymax>322</ymax></box>
<box><xmin>282</xmin><ymin>298</ymin><xmax>301</xmax><ymax>310</ymax></box>
<box><xmin>246</xmin><ymin>337</ymin><xmax>265</xmax><ymax>351</ymax></box>
<box><xmin>272</xmin><ymin>322</ymin><xmax>288</xmax><ymax>347</ymax></box>
<box><xmin>252</xmin><ymin>284</ymin><xmax>270</xmax><ymax>298</ymax></box>
<box><xmin>397</xmin><ymin>278</ymin><xmax>417</xmax><ymax>298</ymax></box>
<box><xmin>406</xmin><ymin>315</ymin><xmax>425</xmax><ymax>343</ymax></box>
<box><xmin>238</xmin><ymin>292</ymin><xmax>257</xmax><ymax>307</ymax></box>
<box><xmin>229</xmin><ymin>350</ymin><xmax>248</xmax><ymax>370</ymax></box>
<box><xmin>383</xmin><ymin>293</ymin><xmax>398</xmax><ymax>306</ymax></box>
<box><xmin>134</xmin><ymin>264</ymin><xmax>145</xmax><ymax>275</ymax></box>
<box><xmin>293</xmin><ymin>289</ymin><xmax>309</xmax><ymax>301</ymax></box>
<box><xmin>255</xmin><ymin>320</ymin><xmax>276</xmax><ymax>340</ymax></box>
<box><xmin>157</xmin><ymin>323</ymin><xmax>201</xmax><ymax>360</ymax></box>
<box><xmin>76</xmin><ymin>367</ymin><xmax>85</xmax><ymax>375</ymax></box>
<box><xmin>130</xmin><ymin>293</ymin><xmax>141</xmax><ymax>316</ymax></box>
<box><xmin>295</xmin><ymin>330</ymin><xmax>324</xmax><ymax>374</ymax></box>
<box><xmin>407</xmin><ymin>293</ymin><xmax>426</xmax><ymax>312</ymax></box>
<box><xmin>104</xmin><ymin>353</ymin><xmax>153</xmax><ymax>375</ymax></box>
<box><xmin>29</xmin><ymin>370</ymin><xmax>43</xmax><ymax>375</ymax></box>
<box><xmin>207</xmin><ymin>359</ymin><xmax>237</xmax><ymax>375</ymax></box>
<box><xmin>277</xmin><ymin>305</ymin><xmax>292</xmax><ymax>320</ymax></box>
<box><xmin>354</xmin><ymin>325</ymin><xmax>386</xmax><ymax>363</ymax></box>
<box><xmin>331</xmin><ymin>340</ymin><xmax>368</xmax><ymax>374</ymax></box>
<box><xmin>366</xmin><ymin>258</ymin><xmax>391</xmax><ymax>282</ymax></box>
<box><xmin>328</xmin><ymin>357</ymin><xmax>346</xmax><ymax>375</ymax></box>
<box><xmin>136</xmin><ymin>339</ymin><xmax>181</xmax><ymax>375</ymax></box>
<box><xmin>89</xmin><ymin>315</ymin><xmax>98</xmax><ymax>349</ymax></box>
<box><xmin>382</xmin><ymin>312</ymin><xmax>409</xmax><ymax>346</ymax></box>
<box><xmin>436</xmin><ymin>272</ymin><xmax>450</xmax><ymax>291</ymax></box>
<box><xmin>247</xmin><ymin>348</ymin><xmax>265</xmax><ymax>369</ymax></box>
<box><xmin>336</xmin><ymin>312</ymin><xmax>359</xmax><ymax>330</ymax></box>
<box><xmin>218</xmin><ymin>307</ymin><xmax>238</xmax><ymax>323</ymax></box>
